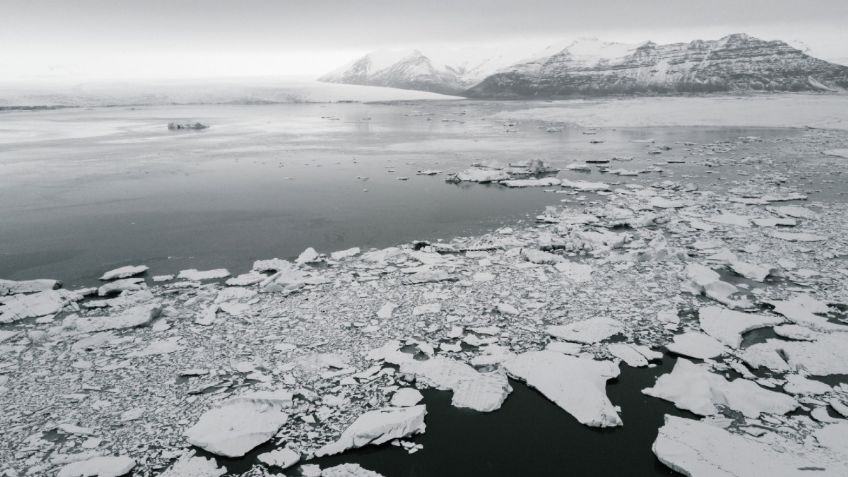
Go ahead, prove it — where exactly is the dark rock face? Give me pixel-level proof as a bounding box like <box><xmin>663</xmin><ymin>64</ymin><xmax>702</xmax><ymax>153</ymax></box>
<box><xmin>466</xmin><ymin>34</ymin><xmax>848</xmax><ymax>98</ymax></box>
<box><xmin>321</xmin><ymin>34</ymin><xmax>848</xmax><ymax>98</ymax></box>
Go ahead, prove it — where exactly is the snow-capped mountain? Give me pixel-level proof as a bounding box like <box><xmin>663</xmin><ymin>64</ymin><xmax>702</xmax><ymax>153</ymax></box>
<box><xmin>318</xmin><ymin>43</ymin><xmax>555</xmax><ymax>95</ymax></box>
<box><xmin>320</xmin><ymin>34</ymin><xmax>848</xmax><ymax>97</ymax></box>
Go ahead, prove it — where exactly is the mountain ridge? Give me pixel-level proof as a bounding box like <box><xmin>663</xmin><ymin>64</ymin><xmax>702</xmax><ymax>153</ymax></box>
<box><xmin>319</xmin><ymin>34</ymin><xmax>848</xmax><ymax>98</ymax></box>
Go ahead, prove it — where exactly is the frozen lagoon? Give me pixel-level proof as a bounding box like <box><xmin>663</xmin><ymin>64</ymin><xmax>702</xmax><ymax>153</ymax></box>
<box><xmin>2</xmin><ymin>95</ymin><xmax>848</xmax><ymax>477</ymax></box>
<box><xmin>2</xmin><ymin>100</ymin><xmax>846</xmax><ymax>288</ymax></box>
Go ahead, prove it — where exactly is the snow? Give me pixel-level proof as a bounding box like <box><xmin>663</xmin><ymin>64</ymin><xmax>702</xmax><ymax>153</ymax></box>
<box><xmin>314</xmin><ymin>405</ymin><xmax>426</xmax><ymax>457</ymax></box>
<box><xmin>56</xmin><ymin>456</ymin><xmax>135</xmax><ymax>477</ymax></box>
<box><xmin>665</xmin><ymin>332</ymin><xmax>726</xmax><ymax>360</ymax></box>
<box><xmin>643</xmin><ymin>358</ymin><xmax>797</xmax><ymax>417</ymax></box>
<box><xmin>653</xmin><ymin>415</ymin><xmax>848</xmax><ymax>477</ymax></box>
<box><xmin>0</xmin><ymin>289</ymin><xmax>65</xmax><ymax>323</ymax></box>
<box><xmin>400</xmin><ymin>357</ymin><xmax>511</xmax><ymax>412</ymax></box>
<box><xmin>698</xmin><ymin>306</ymin><xmax>783</xmax><ymax>348</ymax></box>
<box><xmin>177</xmin><ymin>268</ymin><xmax>230</xmax><ymax>281</ymax></box>
<box><xmin>183</xmin><ymin>394</ymin><xmax>290</xmax><ymax>457</ymax></box>
<box><xmin>100</xmin><ymin>265</ymin><xmax>148</xmax><ymax>281</ymax></box>
<box><xmin>504</xmin><ymin>351</ymin><xmax>622</xmax><ymax>427</ymax></box>
<box><xmin>0</xmin><ymin>278</ymin><xmax>59</xmax><ymax>296</ymax></box>
<box><xmin>547</xmin><ymin>317</ymin><xmax>623</xmax><ymax>344</ymax></box>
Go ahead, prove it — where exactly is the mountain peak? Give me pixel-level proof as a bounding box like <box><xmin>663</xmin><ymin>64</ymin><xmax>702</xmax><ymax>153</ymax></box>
<box><xmin>321</xmin><ymin>34</ymin><xmax>848</xmax><ymax>97</ymax></box>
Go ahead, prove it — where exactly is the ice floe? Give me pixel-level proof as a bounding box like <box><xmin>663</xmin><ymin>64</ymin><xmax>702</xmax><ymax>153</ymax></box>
<box><xmin>504</xmin><ymin>351</ymin><xmax>622</xmax><ymax>427</ymax></box>
<box><xmin>653</xmin><ymin>415</ymin><xmax>848</xmax><ymax>477</ymax></box>
<box><xmin>314</xmin><ymin>405</ymin><xmax>426</xmax><ymax>457</ymax></box>
<box><xmin>184</xmin><ymin>391</ymin><xmax>291</xmax><ymax>457</ymax></box>
<box><xmin>644</xmin><ymin>358</ymin><xmax>797</xmax><ymax>417</ymax></box>
<box><xmin>547</xmin><ymin>317</ymin><xmax>623</xmax><ymax>344</ymax></box>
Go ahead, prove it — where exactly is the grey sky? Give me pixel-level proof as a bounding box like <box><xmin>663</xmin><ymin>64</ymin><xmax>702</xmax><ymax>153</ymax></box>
<box><xmin>2</xmin><ymin>0</ymin><xmax>846</xmax><ymax>81</ymax></box>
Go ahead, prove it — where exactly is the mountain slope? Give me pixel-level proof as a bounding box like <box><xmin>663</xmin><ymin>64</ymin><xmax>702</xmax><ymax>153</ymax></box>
<box><xmin>321</xmin><ymin>34</ymin><xmax>848</xmax><ymax>98</ymax></box>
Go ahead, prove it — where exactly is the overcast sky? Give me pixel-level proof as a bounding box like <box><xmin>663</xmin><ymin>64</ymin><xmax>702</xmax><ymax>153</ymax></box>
<box><xmin>2</xmin><ymin>0</ymin><xmax>847</xmax><ymax>82</ymax></box>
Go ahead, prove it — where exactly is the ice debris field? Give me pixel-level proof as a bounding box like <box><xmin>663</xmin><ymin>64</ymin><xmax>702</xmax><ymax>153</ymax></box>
<box><xmin>2</xmin><ymin>107</ymin><xmax>848</xmax><ymax>477</ymax></box>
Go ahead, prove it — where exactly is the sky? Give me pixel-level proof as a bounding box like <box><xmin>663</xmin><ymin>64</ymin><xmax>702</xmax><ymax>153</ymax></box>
<box><xmin>2</xmin><ymin>0</ymin><xmax>847</xmax><ymax>82</ymax></box>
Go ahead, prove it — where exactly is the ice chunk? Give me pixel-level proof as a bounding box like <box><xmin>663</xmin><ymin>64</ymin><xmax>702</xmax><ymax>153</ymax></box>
<box><xmin>75</xmin><ymin>304</ymin><xmax>161</xmax><ymax>333</ymax></box>
<box><xmin>705</xmin><ymin>213</ymin><xmax>752</xmax><ymax>227</ymax></box>
<box><xmin>403</xmin><ymin>270</ymin><xmax>457</xmax><ymax>284</ymax></box>
<box><xmin>771</xmin><ymin>333</ymin><xmax>848</xmax><ymax>376</ymax></box>
<box><xmin>521</xmin><ymin>248</ymin><xmax>563</xmax><ymax>265</ymax></box>
<box><xmin>767</xmin><ymin>294</ymin><xmax>844</xmax><ymax>333</ymax></box>
<box><xmin>644</xmin><ymin>358</ymin><xmax>797</xmax><ymax>417</ymax></box>
<box><xmin>97</xmin><ymin>278</ymin><xmax>146</xmax><ymax>296</ymax></box>
<box><xmin>412</xmin><ymin>303</ymin><xmax>441</xmax><ymax>316</ymax></box>
<box><xmin>739</xmin><ymin>342</ymin><xmax>790</xmax><ymax>372</ymax></box>
<box><xmin>769</xmin><ymin>231</ymin><xmax>826</xmax><ymax>242</ymax></box>
<box><xmin>331</xmin><ymin>247</ymin><xmax>361</xmax><ymax>261</ymax></box>
<box><xmin>504</xmin><ymin>351</ymin><xmax>622</xmax><ymax>427</ymax></box>
<box><xmin>698</xmin><ymin>306</ymin><xmax>783</xmax><ymax>348</ymax></box>
<box><xmin>665</xmin><ymin>332</ymin><xmax>726</xmax><ymax>360</ymax></box>
<box><xmin>560</xmin><ymin>179</ymin><xmax>610</xmax><ymax>191</ymax></box>
<box><xmin>400</xmin><ymin>357</ymin><xmax>511</xmax><ymax>412</ymax></box>
<box><xmin>501</xmin><ymin>177</ymin><xmax>562</xmax><ymax>188</ymax></box>
<box><xmin>257</xmin><ymin>447</ymin><xmax>300</xmax><ymax>470</ymax></box>
<box><xmin>783</xmin><ymin>375</ymin><xmax>831</xmax><ymax>395</ymax></box>
<box><xmin>177</xmin><ymin>269</ymin><xmax>230</xmax><ymax>281</ymax></box>
<box><xmin>390</xmin><ymin>388</ymin><xmax>424</xmax><ymax>407</ymax></box>
<box><xmin>547</xmin><ymin>317</ymin><xmax>624</xmax><ymax>344</ymax></box>
<box><xmin>184</xmin><ymin>393</ymin><xmax>290</xmax><ymax>458</ymax></box>
<box><xmin>314</xmin><ymin>405</ymin><xmax>426</xmax><ymax>457</ymax></box>
<box><xmin>252</xmin><ymin>258</ymin><xmax>292</xmax><ymax>272</ymax></box>
<box><xmin>296</xmin><ymin>247</ymin><xmax>320</xmax><ymax>264</ymax></box>
<box><xmin>0</xmin><ymin>278</ymin><xmax>59</xmax><ymax>296</ymax></box>
<box><xmin>57</xmin><ymin>456</ymin><xmax>135</xmax><ymax>477</ymax></box>
<box><xmin>682</xmin><ymin>263</ymin><xmax>752</xmax><ymax>309</ymax></box>
<box><xmin>0</xmin><ymin>289</ymin><xmax>66</xmax><ymax>323</ymax></box>
<box><xmin>554</xmin><ymin>261</ymin><xmax>593</xmax><ymax>282</ymax></box>
<box><xmin>768</xmin><ymin>205</ymin><xmax>818</xmax><ymax>219</ymax></box>
<box><xmin>653</xmin><ymin>415</ymin><xmax>848</xmax><ymax>477</ymax></box>
<box><xmin>321</xmin><ymin>464</ymin><xmax>385</xmax><ymax>477</ymax></box>
<box><xmin>607</xmin><ymin>343</ymin><xmax>659</xmax><ymax>367</ymax></box>
<box><xmin>99</xmin><ymin>265</ymin><xmax>148</xmax><ymax>281</ymax></box>
<box><xmin>159</xmin><ymin>453</ymin><xmax>225</xmax><ymax>477</ymax></box>
<box><xmin>450</xmin><ymin>167</ymin><xmax>510</xmax><ymax>183</ymax></box>
<box><xmin>376</xmin><ymin>302</ymin><xmax>397</xmax><ymax>319</ymax></box>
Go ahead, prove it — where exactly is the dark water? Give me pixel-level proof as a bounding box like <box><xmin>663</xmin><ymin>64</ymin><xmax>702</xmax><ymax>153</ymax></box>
<box><xmin>201</xmin><ymin>356</ymin><xmax>690</xmax><ymax>476</ymax></box>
